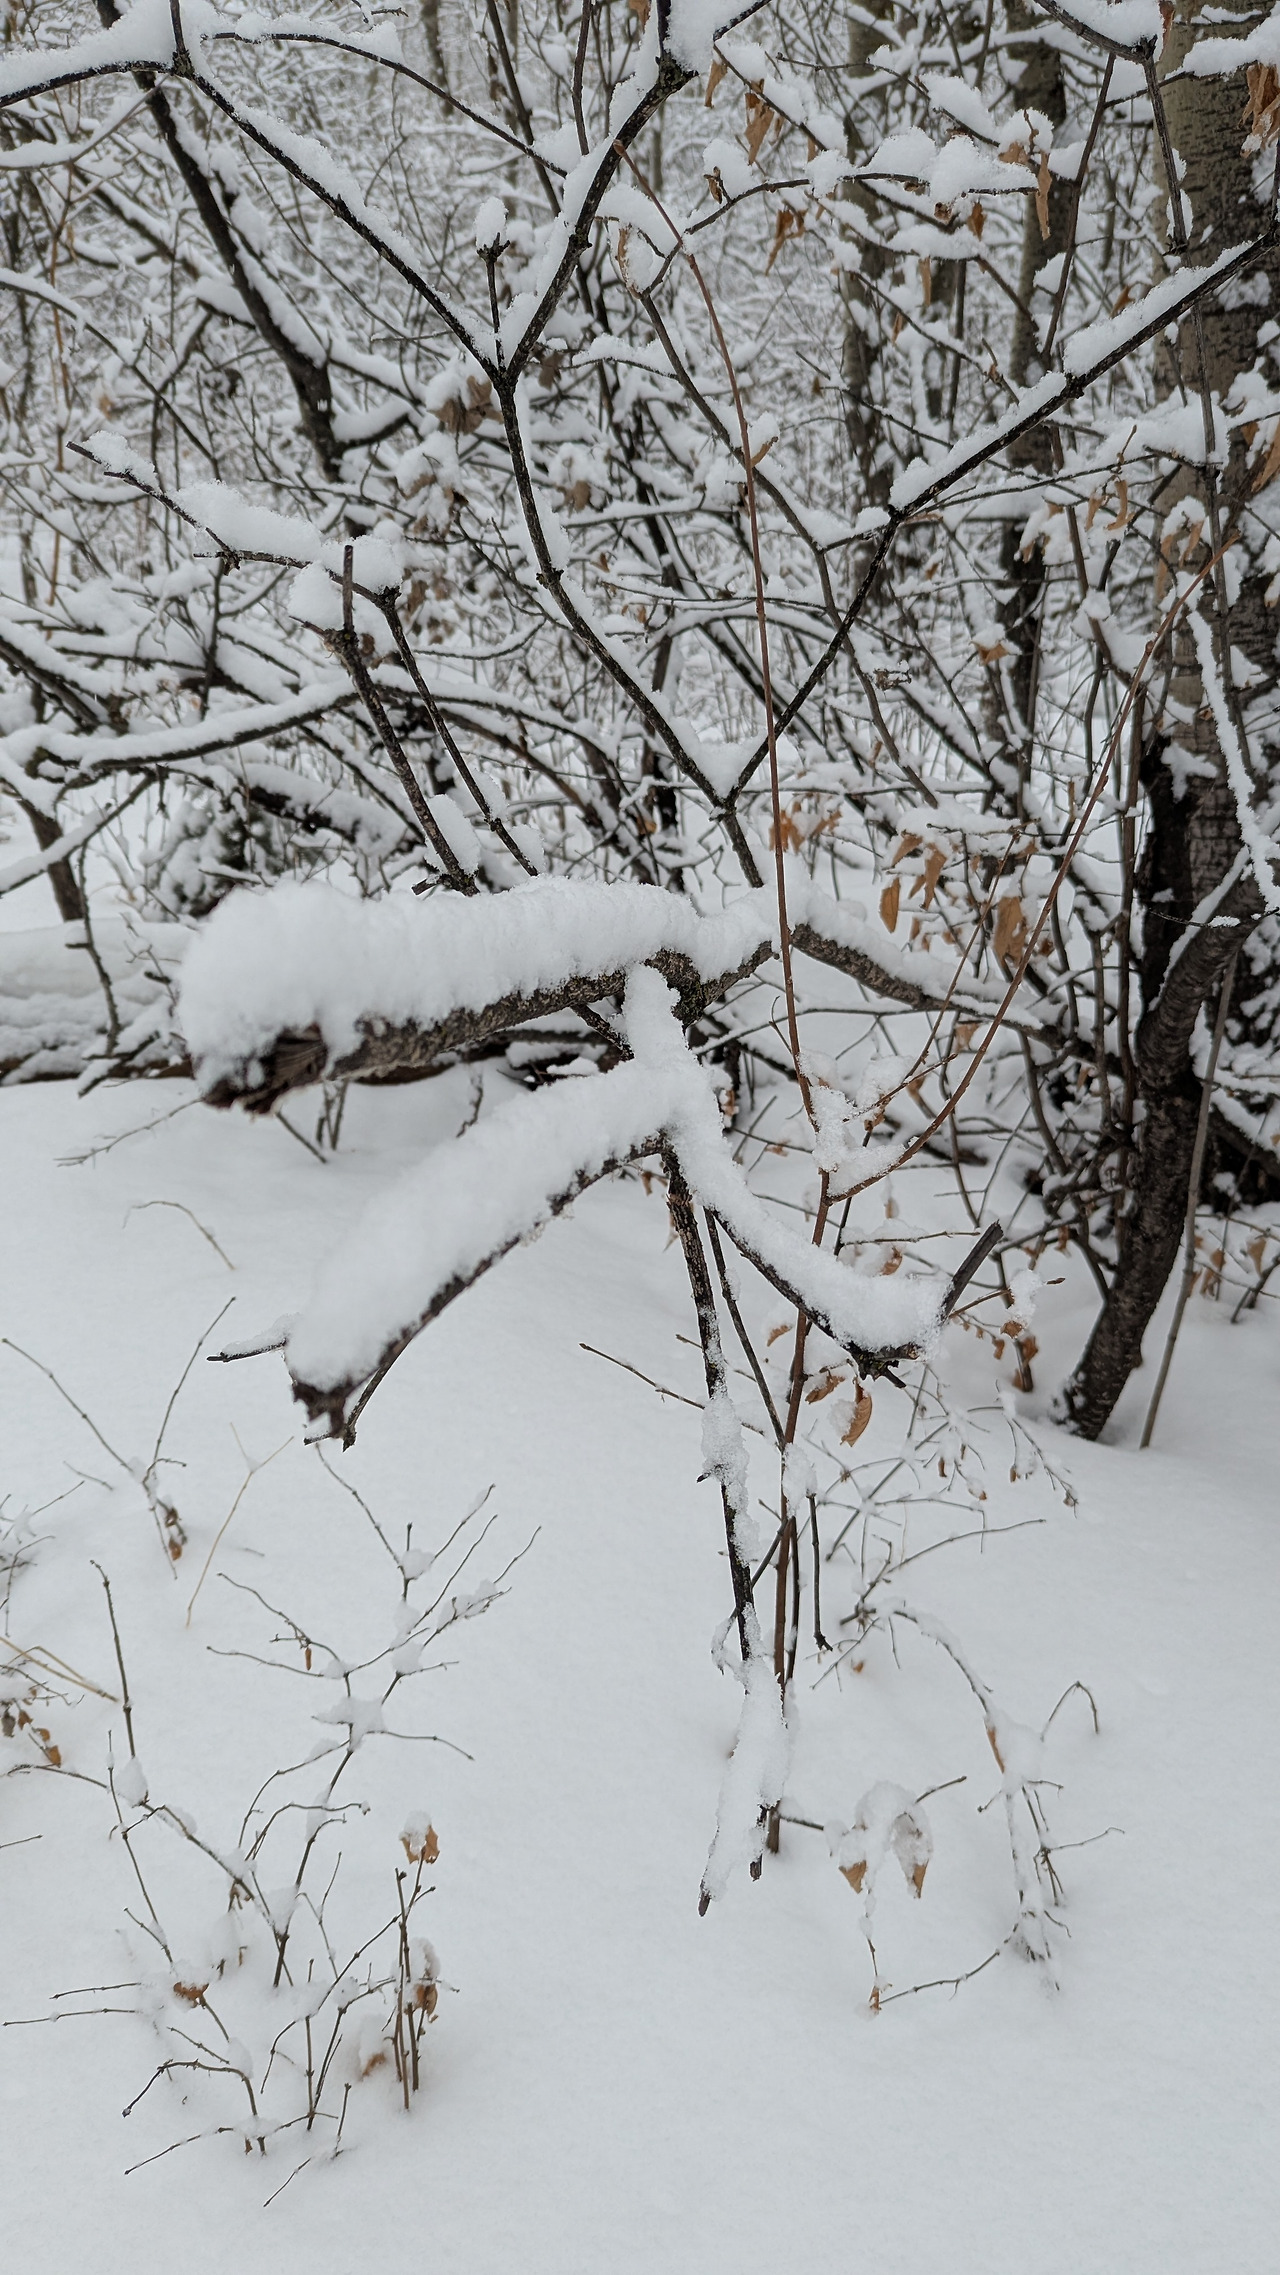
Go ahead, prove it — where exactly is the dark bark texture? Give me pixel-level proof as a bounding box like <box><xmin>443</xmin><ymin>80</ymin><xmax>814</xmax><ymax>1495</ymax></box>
<box><xmin>1062</xmin><ymin>0</ymin><xmax>1278</xmax><ymax>1436</ymax></box>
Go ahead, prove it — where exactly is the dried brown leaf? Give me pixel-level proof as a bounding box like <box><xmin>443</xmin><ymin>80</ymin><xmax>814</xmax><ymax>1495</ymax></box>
<box><xmin>841</xmin><ymin>1386</ymin><xmax>874</xmax><ymax>1447</ymax></box>
<box><xmin>744</xmin><ymin>89</ymin><xmax>775</xmax><ymax>164</ymax></box>
<box><xmin>919</xmin><ymin>844</ymin><xmax>947</xmax><ymax>908</ymax></box>
<box><xmin>766</xmin><ymin>206</ymin><xmax>805</xmax><ymax>272</ymax></box>
<box><xmin>992</xmin><ymin>893</ymin><xmax>1027</xmax><ymax>966</ymax></box>
<box><xmin>1243</xmin><ymin>61</ymin><xmax>1280</xmax><ymax>150</ymax></box>
<box><xmin>402</xmin><ymin>1821</ymin><xmax>440</xmax><ymax>1865</ymax></box>
<box><xmin>1253</xmin><ymin>417</ymin><xmax>1280</xmax><ymax>495</ymax></box>
<box><xmin>805</xmin><ymin>1366</ymin><xmax>845</xmax><ymax>1404</ymax></box>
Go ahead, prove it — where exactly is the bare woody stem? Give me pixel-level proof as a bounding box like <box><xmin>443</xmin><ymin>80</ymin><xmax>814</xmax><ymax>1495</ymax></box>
<box><xmin>664</xmin><ymin>1149</ymin><xmax>755</xmax><ymax>1660</ymax></box>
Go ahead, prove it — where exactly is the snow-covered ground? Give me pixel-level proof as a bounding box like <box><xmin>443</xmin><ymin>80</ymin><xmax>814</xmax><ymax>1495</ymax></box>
<box><xmin>2</xmin><ymin>1063</ymin><xmax>1276</xmax><ymax>2272</ymax></box>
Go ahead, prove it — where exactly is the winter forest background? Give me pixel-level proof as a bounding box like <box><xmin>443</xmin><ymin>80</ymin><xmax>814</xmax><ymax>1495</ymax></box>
<box><xmin>0</xmin><ymin>0</ymin><xmax>1276</xmax><ymax>2265</ymax></box>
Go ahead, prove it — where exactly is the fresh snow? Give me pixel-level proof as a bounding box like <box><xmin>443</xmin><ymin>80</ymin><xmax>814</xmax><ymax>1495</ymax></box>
<box><xmin>178</xmin><ymin>872</ymin><xmax>1003</xmax><ymax>1095</ymax></box>
<box><xmin>275</xmin><ymin>969</ymin><xmax>943</xmax><ymax>1424</ymax></box>
<box><xmin>1</xmin><ymin>1063</ymin><xmax>1277</xmax><ymax>2272</ymax></box>
<box><xmin>0</xmin><ymin>918</ymin><xmax>185</xmax><ymax>1080</ymax></box>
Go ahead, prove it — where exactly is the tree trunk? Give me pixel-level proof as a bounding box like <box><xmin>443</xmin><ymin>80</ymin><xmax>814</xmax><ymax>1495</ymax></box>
<box><xmin>18</xmin><ymin>798</ymin><xmax>85</xmax><ymax>926</ymax></box>
<box><xmin>997</xmin><ymin>7</ymin><xmax>1073</xmax><ymax>797</ymax></box>
<box><xmin>839</xmin><ymin>0</ymin><xmax>898</xmax><ymax>508</ymax></box>
<box><xmin>1062</xmin><ymin>1</ymin><xmax>1278</xmax><ymax>1436</ymax></box>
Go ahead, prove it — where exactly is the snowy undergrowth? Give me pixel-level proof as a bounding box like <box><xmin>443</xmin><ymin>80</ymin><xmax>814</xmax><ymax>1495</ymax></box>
<box><xmin>2</xmin><ymin>1067</ymin><xmax>1278</xmax><ymax>2271</ymax></box>
<box><xmin>1</xmin><ymin>1314</ymin><xmax>526</xmax><ymax>2176</ymax></box>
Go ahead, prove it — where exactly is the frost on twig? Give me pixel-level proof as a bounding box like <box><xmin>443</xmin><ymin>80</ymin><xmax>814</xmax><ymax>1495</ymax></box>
<box><xmin>699</xmin><ymin>1647</ymin><xmax>791</xmax><ymax>1909</ymax></box>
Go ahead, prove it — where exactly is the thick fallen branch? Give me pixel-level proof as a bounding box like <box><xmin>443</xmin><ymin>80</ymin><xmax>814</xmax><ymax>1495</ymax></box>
<box><xmin>213</xmin><ymin>970</ymin><xmax>951</xmax><ymax>1439</ymax></box>
<box><xmin>180</xmin><ymin>874</ymin><xmax>1005</xmax><ymax>1109</ymax></box>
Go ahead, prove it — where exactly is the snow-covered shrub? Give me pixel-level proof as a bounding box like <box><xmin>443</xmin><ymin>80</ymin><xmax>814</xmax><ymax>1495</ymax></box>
<box><xmin>5</xmin><ymin>1454</ymin><xmax>513</xmax><ymax>2168</ymax></box>
<box><xmin>4</xmin><ymin>0</ymin><xmax>1279</xmax><ymax>2064</ymax></box>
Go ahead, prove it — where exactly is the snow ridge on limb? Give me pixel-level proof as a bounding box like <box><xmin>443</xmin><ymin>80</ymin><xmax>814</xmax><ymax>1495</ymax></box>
<box><xmin>250</xmin><ymin>970</ymin><xmax>945</xmax><ymax>1440</ymax></box>
<box><xmin>623</xmin><ymin>971</ymin><xmax>945</xmax><ymax>1358</ymax></box>
<box><xmin>699</xmin><ymin>1648</ymin><xmax>791</xmax><ymax>1907</ymax></box>
<box><xmin>180</xmin><ymin>874</ymin><xmax>1005</xmax><ymax>1108</ymax></box>
<box><xmin>279</xmin><ymin>1055</ymin><xmax>669</xmax><ymax>1437</ymax></box>
<box><xmin>180</xmin><ymin>875</ymin><xmax>774</xmax><ymax>1104</ymax></box>
<box><xmin>0</xmin><ymin>0</ymin><xmax>186</xmax><ymax>104</ymax></box>
<box><xmin>21</xmin><ymin>676</ymin><xmax>354</xmax><ymax>787</ymax></box>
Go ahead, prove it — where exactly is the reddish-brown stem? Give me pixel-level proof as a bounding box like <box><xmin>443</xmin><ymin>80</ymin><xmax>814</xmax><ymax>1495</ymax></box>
<box><xmin>613</xmin><ymin>143</ymin><xmax>811</xmax><ymax>1122</ymax></box>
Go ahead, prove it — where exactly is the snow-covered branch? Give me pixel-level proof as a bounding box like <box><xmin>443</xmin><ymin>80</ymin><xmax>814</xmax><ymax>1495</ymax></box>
<box><xmin>219</xmin><ymin>967</ymin><xmax>944</xmax><ymax>1437</ymax></box>
<box><xmin>180</xmin><ymin>874</ymin><xmax>1005</xmax><ymax>1107</ymax></box>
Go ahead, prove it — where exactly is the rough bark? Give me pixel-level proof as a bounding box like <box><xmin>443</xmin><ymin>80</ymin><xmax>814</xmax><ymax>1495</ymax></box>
<box><xmin>1062</xmin><ymin>1</ymin><xmax>1279</xmax><ymax>1435</ymax></box>
<box><xmin>997</xmin><ymin>7</ymin><xmax>1072</xmax><ymax>790</ymax></box>
<box><xmin>1062</xmin><ymin>880</ymin><xmax>1261</xmax><ymax>1438</ymax></box>
<box><xmin>839</xmin><ymin>0</ymin><xmax>897</xmax><ymax>508</ymax></box>
<box><xmin>14</xmin><ymin>798</ymin><xmax>85</xmax><ymax>925</ymax></box>
<box><xmin>199</xmin><ymin>924</ymin><xmax>982</xmax><ymax>1112</ymax></box>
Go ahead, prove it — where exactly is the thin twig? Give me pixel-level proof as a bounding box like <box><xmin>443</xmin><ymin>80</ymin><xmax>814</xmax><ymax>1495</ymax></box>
<box><xmin>91</xmin><ymin>1564</ymin><xmax>136</xmax><ymax>1759</ymax></box>
<box><xmin>185</xmin><ymin>1437</ymin><xmax>291</xmax><ymax>1626</ymax></box>
<box><xmin>125</xmin><ymin>1200</ymin><xmax>235</xmax><ymax>1269</ymax></box>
